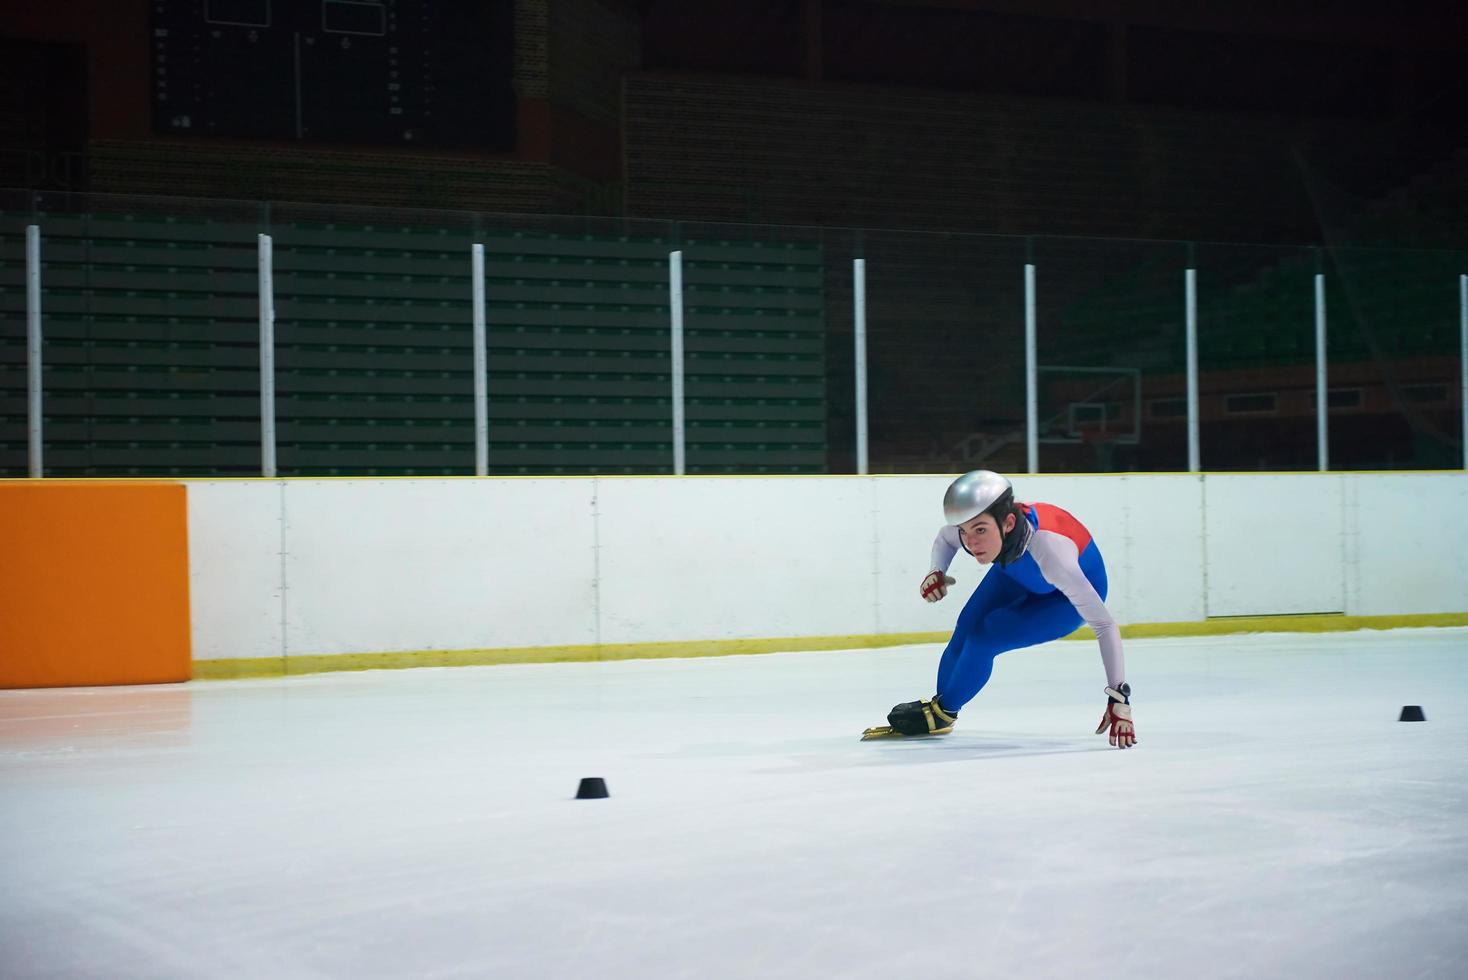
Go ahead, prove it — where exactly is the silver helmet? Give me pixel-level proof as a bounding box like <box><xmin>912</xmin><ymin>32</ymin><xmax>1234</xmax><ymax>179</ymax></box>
<box><xmin>943</xmin><ymin>470</ymin><xmax>1014</xmax><ymax>526</ymax></box>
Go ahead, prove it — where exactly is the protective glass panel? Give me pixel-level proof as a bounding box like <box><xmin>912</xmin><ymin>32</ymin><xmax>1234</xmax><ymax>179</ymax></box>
<box><xmin>3</xmin><ymin>190</ymin><xmax>1462</xmax><ymax>478</ymax></box>
<box><xmin>856</xmin><ymin>229</ymin><xmax>1027</xmax><ymax>474</ymax></box>
<box><xmin>1325</xmin><ymin>246</ymin><xmax>1464</xmax><ymax>470</ymax></box>
<box><xmin>1030</xmin><ymin>237</ymin><xmax>1188</xmax><ymax>473</ymax></box>
<box><xmin>1193</xmin><ymin>242</ymin><xmax>1319</xmax><ymax>471</ymax></box>
<box><xmin>667</xmin><ymin>219</ymin><xmax>829</xmax><ymax>474</ymax></box>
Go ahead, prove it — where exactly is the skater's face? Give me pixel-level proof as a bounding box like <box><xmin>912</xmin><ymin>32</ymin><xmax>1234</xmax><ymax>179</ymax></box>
<box><xmin>958</xmin><ymin>512</ymin><xmax>1015</xmax><ymax>564</ymax></box>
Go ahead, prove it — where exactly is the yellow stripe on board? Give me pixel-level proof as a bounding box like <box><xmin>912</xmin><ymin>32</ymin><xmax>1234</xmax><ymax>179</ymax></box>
<box><xmin>191</xmin><ymin>612</ymin><xmax>1468</xmax><ymax>681</ymax></box>
<box><xmin>192</xmin><ymin>632</ymin><xmax>949</xmax><ymax>680</ymax></box>
<box><xmin>1100</xmin><ymin>612</ymin><xmax>1468</xmax><ymax>639</ymax></box>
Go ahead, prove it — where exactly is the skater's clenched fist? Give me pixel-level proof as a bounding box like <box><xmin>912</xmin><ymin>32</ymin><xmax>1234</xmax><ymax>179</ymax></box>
<box><xmin>920</xmin><ymin>570</ymin><xmax>956</xmax><ymax>602</ymax></box>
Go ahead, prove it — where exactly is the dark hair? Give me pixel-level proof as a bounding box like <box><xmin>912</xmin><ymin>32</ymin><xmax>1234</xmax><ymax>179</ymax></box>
<box><xmin>983</xmin><ymin>489</ymin><xmax>1020</xmax><ymax>529</ymax></box>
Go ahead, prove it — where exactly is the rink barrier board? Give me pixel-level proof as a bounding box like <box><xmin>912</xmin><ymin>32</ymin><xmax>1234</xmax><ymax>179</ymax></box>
<box><xmin>3</xmin><ymin>473</ymin><xmax>1463</xmax><ymax>687</ymax></box>
<box><xmin>189</xmin><ymin>612</ymin><xmax>1468</xmax><ymax>680</ymax></box>
<box><xmin>186</xmin><ymin>471</ymin><xmax>1466</xmax><ymax>666</ymax></box>
<box><xmin>0</xmin><ymin>481</ymin><xmax>192</xmax><ymax>689</ymax></box>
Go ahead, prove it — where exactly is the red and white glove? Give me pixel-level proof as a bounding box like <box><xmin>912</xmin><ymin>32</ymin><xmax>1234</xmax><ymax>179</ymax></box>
<box><xmin>1095</xmin><ymin>684</ymin><xmax>1137</xmax><ymax>749</ymax></box>
<box><xmin>920</xmin><ymin>570</ymin><xmax>956</xmax><ymax>602</ymax></box>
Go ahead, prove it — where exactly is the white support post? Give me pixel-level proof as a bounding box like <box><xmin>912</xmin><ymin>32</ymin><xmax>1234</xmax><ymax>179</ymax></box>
<box><xmin>1185</xmin><ymin>266</ymin><xmax>1200</xmax><ymax>473</ymax></box>
<box><xmin>26</xmin><ymin>224</ymin><xmax>42</xmax><ymax>478</ymax></box>
<box><xmin>1025</xmin><ymin>263</ymin><xmax>1038</xmax><ymax>473</ymax></box>
<box><xmin>1314</xmin><ymin>271</ymin><xmax>1328</xmax><ymax>473</ymax></box>
<box><xmin>258</xmin><ymin>233</ymin><xmax>277</xmax><ymax>478</ymax></box>
<box><xmin>472</xmin><ymin>243</ymin><xmax>488</xmax><ymax>476</ymax></box>
<box><xmin>853</xmin><ymin>258</ymin><xmax>868</xmax><ymax>475</ymax></box>
<box><xmin>1460</xmin><ymin>274</ymin><xmax>1467</xmax><ymax>470</ymax></box>
<box><xmin>669</xmin><ymin>250</ymin><xmax>686</xmax><ymax>475</ymax></box>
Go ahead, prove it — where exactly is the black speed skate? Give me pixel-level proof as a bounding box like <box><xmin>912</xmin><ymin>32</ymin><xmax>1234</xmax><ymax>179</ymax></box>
<box><xmin>860</xmin><ymin>696</ymin><xmax>958</xmax><ymax>740</ymax></box>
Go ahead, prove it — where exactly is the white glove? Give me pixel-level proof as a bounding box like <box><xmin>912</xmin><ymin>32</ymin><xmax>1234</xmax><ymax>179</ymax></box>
<box><xmin>920</xmin><ymin>570</ymin><xmax>956</xmax><ymax>602</ymax></box>
<box><xmin>1095</xmin><ymin>684</ymin><xmax>1136</xmax><ymax>749</ymax></box>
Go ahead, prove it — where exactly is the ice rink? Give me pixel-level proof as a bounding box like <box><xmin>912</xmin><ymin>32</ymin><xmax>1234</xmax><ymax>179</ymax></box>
<box><xmin>3</xmin><ymin>627</ymin><xmax>1467</xmax><ymax>979</ymax></box>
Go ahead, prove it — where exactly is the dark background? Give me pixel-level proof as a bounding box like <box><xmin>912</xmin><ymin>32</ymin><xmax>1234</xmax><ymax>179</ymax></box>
<box><xmin>2</xmin><ymin>2</ymin><xmax>1465</xmax><ymax>477</ymax></box>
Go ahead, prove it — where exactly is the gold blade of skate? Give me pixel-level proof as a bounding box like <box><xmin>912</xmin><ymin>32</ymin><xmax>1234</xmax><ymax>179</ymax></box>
<box><xmin>860</xmin><ymin>725</ymin><xmax>953</xmax><ymax>741</ymax></box>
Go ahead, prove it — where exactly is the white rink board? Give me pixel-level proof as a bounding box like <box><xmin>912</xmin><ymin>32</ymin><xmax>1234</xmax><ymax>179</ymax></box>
<box><xmin>182</xmin><ymin>473</ymin><xmax>1468</xmax><ymax>662</ymax></box>
<box><xmin>1109</xmin><ymin>474</ymin><xmax>1207</xmax><ymax>624</ymax></box>
<box><xmin>1205</xmin><ymin>474</ymin><xmax>1346</xmax><ymax>616</ymax></box>
<box><xmin>1350</xmin><ymin>473</ymin><xmax>1468</xmax><ymax>616</ymax></box>
<box><xmin>595</xmin><ymin>477</ymin><xmax>880</xmax><ymax>644</ymax></box>
<box><xmin>278</xmin><ymin>479</ymin><xmax>598</xmax><ymax>655</ymax></box>
<box><xmin>187</xmin><ymin>482</ymin><xmax>286</xmax><ymax>661</ymax></box>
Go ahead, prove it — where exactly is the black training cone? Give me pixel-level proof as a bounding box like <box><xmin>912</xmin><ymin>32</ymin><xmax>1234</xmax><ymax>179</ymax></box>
<box><xmin>575</xmin><ymin>777</ymin><xmax>609</xmax><ymax>799</ymax></box>
<box><xmin>1398</xmin><ymin>705</ymin><xmax>1426</xmax><ymax>722</ymax></box>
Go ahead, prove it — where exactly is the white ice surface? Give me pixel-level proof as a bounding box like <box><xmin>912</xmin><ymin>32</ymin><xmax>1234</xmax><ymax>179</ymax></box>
<box><xmin>2</xmin><ymin>629</ymin><xmax>1467</xmax><ymax>980</ymax></box>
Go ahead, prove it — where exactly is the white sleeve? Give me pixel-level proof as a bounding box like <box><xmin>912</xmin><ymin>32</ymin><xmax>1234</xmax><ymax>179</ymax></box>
<box><xmin>930</xmin><ymin>525</ymin><xmax>962</xmax><ymax>573</ymax></box>
<box><xmin>1029</xmin><ymin>530</ymin><xmax>1125</xmax><ymax>689</ymax></box>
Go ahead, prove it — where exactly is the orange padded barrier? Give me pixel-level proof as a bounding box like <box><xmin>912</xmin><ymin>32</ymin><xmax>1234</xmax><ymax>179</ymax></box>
<box><xmin>0</xmin><ymin>481</ymin><xmax>191</xmax><ymax>688</ymax></box>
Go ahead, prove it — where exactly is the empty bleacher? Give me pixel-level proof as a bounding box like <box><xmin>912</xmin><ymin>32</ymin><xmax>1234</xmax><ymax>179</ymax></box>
<box><xmin>0</xmin><ymin>206</ymin><xmax>827</xmax><ymax>477</ymax></box>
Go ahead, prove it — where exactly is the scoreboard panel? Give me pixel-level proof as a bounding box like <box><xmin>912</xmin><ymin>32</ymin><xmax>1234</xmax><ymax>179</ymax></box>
<box><xmin>151</xmin><ymin>0</ymin><xmax>516</xmax><ymax>149</ymax></box>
